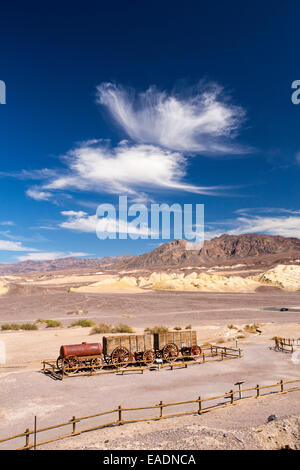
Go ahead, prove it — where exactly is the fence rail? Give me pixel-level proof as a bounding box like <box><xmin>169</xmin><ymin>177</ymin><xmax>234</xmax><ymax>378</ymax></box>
<box><xmin>274</xmin><ymin>336</ymin><xmax>300</xmax><ymax>353</ymax></box>
<box><xmin>0</xmin><ymin>378</ymin><xmax>299</xmax><ymax>450</ymax></box>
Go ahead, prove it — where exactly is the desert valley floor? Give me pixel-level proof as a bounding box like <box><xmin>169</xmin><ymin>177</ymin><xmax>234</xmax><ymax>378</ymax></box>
<box><xmin>0</xmin><ymin>244</ymin><xmax>300</xmax><ymax>450</ymax></box>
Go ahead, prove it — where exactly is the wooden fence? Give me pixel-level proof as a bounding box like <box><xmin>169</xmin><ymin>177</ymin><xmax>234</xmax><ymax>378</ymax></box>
<box><xmin>0</xmin><ymin>378</ymin><xmax>299</xmax><ymax>450</ymax></box>
<box><xmin>42</xmin><ymin>345</ymin><xmax>242</xmax><ymax>379</ymax></box>
<box><xmin>274</xmin><ymin>337</ymin><xmax>300</xmax><ymax>353</ymax></box>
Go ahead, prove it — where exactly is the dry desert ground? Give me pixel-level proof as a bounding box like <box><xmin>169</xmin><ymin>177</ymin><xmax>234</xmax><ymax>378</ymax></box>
<box><xmin>0</xmin><ymin>266</ymin><xmax>300</xmax><ymax>450</ymax></box>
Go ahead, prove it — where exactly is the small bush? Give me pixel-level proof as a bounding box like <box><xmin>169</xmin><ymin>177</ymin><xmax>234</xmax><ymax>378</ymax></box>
<box><xmin>112</xmin><ymin>324</ymin><xmax>134</xmax><ymax>333</ymax></box>
<box><xmin>70</xmin><ymin>320</ymin><xmax>95</xmax><ymax>328</ymax></box>
<box><xmin>237</xmin><ymin>334</ymin><xmax>245</xmax><ymax>339</ymax></box>
<box><xmin>144</xmin><ymin>325</ymin><xmax>169</xmax><ymax>334</ymax></box>
<box><xmin>1</xmin><ymin>323</ymin><xmax>20</xmax><ymax>331</ymax></box>
<box><xmin>44</xmin><ymin>320</ymin><xmax>62</xmax><ymax>328</ymax></box>
<box><xmin>244</xmin><ymin>324</ymin><xmax>260</xmax><ymax>334</ymax></box>
<box><xmin>20</xmin><ymin>323</ymin><xmax>38</xmax><ymax>330</ymax></box>
<box><xmin>173</xmin><ymin>326</ymin><xmax>182</xmax><ymax>331</ymax></box>
<box><xmin>228</xmin><ymin>324</ymin><xmax>238</xmax><ymax>330</ymax></box>
<box><xmin>201</xmin><ymin>342</ymin><xmax>212</xmax><ymax>348</ymax></box>
<box><xmin>90</xmin><ymin>323</ymin><xmax>113</xmax><ymax>335</ymax></box>
<box><xmin>217</xmin><ymin>339</ymin><xmax>225</xmax><ymax>344</ymax></box>
<box><xmin>185</xmin><ymin>324</ymin><xmax>192</xmax><ymax>330</ymax></box>
<box><xmin>35</xmin><ymin>319</ymin><xmax>62</xmax><ymax>328</ymax></box>
<box><xmin>1</xmin><ymin>323</ymin><xmax>38</xmax><ymax>331</ymax></box>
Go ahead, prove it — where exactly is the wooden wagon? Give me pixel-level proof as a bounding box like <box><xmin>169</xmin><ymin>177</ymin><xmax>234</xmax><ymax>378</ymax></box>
<box><xmin>103</xmin><ymin>334</ymin><xmax>156</xmax><ymax>366</ymax></box>
<box><xmin>56</xmin><ymin>330</ymin><xmax>202</xmax><ymax>372</ymax></box>
<box><xmin>153</xmin><ymin>330</ymin><xmax>201</xmax><ymax>361</ymax></box>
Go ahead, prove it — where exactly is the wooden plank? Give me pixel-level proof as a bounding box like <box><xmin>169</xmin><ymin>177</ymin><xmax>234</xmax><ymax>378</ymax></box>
<box><xmin>103</xmin><ymin>334</ymin><xmax>154</xmax><ymax>355</ymax></box>
<box><xmin>154</xmin><ymin>330</ymin><xmax>197</xmax><ymax>350</ymax></box>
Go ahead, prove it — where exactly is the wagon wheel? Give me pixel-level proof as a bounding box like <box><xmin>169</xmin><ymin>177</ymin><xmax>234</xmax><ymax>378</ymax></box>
<box><xmin>142</xmin><ymin>349</ymin><xmax>155</xmax><ymax>365</ymax></box>
<box><xmin>162</xmin><ymin>343</ymin><xmax>179</xmax><ymax>363</ymax></box>
<box><xmin>111</xmin><ymin>347</ymin><xmax>131</xmax><ymax>368</ymax></box>
<box><xmin>89</xmin><ymin>357</ymin><xmax>104</xmax><ymax>370</ymax></box>
<box><xmin>181</xmin><ymin>347</ymin><xmax>190</xmax><ymax>359</ymax></box>
<box><xmin>190</xmin><ymin>345</ymin><xmax>202</xmax><ymax>360</ymax></box>
<box><xmin>56</xmin><ymin>356</ymin><xmax>80</xmax><ymax>374</ymax></box>
<box><xmin>65</xmin><ymin>356</ymin><xmax>81</xmax><ymax>374</ymax></box>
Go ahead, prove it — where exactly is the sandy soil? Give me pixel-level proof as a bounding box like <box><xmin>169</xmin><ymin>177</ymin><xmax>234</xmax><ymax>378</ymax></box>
<box><xmin>46</xmin><ymin>395</ymin><xmax>300</xmax><ymax>450</ymax></box>
<box><xmin>0</xmin><ymin>266</ymin><xmax>299</xmax><ymax>450</ymax></box>
<box><xmin>0</xmin><ymin>324</ymin><xmax>299</xmax><ymax>449</ymax></box>
<box><xmin>0</xmin><ymin>285</ymin><xmax>300</xmax><ymax>328</ymax></box>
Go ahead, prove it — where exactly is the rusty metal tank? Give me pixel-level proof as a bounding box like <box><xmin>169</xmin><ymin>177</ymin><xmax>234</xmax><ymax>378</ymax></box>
<box><xmin>59</xmin><ymin>342</ymin><xmax>102</xmax><ymax>358</ymax></box>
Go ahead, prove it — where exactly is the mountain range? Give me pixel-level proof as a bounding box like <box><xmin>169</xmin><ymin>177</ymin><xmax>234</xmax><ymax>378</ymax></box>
<box><xmin>0</xmin><ymin>233</ymin><xmax>299</xmax><ymax>274</ymax></box>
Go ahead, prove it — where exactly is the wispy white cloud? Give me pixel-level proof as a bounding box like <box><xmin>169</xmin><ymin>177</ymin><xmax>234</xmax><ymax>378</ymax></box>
<box><xmin>0</xmin><ymin>221</ymin><xmax>15</xmax><ymax>226</ymax></box>
<box><xmin>4</xmin><ymin>82</ymin><xmax>248</xmax><ymax>201</ymax></box>
<box><xmin>60</xmin><ymin>210</ymin><xmax>154</xmax><ymax>236</ymax></box>
<box><xmin>0</xmin><ymin>240</ymin><xmax>38</xmax><ymax>252</ymax></box>
<box><xmin>206</xmin><ymin>208</ymin><xmax>300</xmax><ymax>239</ymax></box>
<box><xmin>16</xmin><ymin>251</ymin><xmax>89</xmax><ymax>262</ymax></box>
<box><xmin>97</xmin><ymin>82</ymin><xmax>248</xmax><ymax>154</ymax></box>
<box><xmin>26</xmin><ymin>188</ymin><xmax>53</xmax><ymax>201</ymax></box>
<box><xmin>36</xmin><ymin>140</ymin><xmax>223</xmax><ymax>196</ymax></box>
<box><xmin>235</xmin><ymin>207</ymin><xmax>300</xmax><ymax>216</ymax></box>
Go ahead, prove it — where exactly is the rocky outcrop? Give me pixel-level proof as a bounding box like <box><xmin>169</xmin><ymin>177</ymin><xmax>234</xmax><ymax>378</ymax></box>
<box><xmin>123</xmin><ymin>234</ymin><xmax>300</xmax><ymax>269</ymax></box>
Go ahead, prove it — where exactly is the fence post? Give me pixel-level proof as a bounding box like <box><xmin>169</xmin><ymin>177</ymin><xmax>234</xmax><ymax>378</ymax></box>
<box><xmin>25</xmin><ymin>428</ymin><xmax>30</xmax><ymax>449</ymax></box>
<box><xmin>198</xmin><ymin>396</ymin><xmax>202</xmax><ymax>415</ymax></box>
<box><xmin>71</xmin><ymin>416</ymin><xmax>76</xmax><ymax>434</ymax></box>
<box><xmin>118</xmin><ymin>405</ymin><xmax>123</xmax><ymax>425</ymax></box>
<box><xmin>256</xmin><ymin>384</ymin><xmax>260</xmax><ymax>398</ymax></box>
<box><xmin>230</xmin><ymin>390</ymin><xmax>234</xmax><ymax>404</ymax></box>
<box><xmin>34</xmin><ymin>416</ymin><xmax>37</xmax><ymax>450</ymax></box>
<box><xmin>202</xmin><ymin>353</ymin><xmax>205</xmax><ymax>363</ymax></box>
<box><xmin>239</xmin><ymin>348</ymin><xmax>241</xmax><ymax>358</ymax></box>
<box><xmin>159</xmin><ymin>401</ymin><xmax>163</xmax><ymax>419</ymax></box>
<box><xmin>280</xmin><ymin>380</ymin><xmax>284</xmax><ymax>393</ymax></box>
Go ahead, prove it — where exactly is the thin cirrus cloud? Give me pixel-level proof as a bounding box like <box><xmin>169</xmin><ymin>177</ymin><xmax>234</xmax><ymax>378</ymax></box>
<box><xmin>97</xmin><ymin>82</ymin><xmax>248</xmax><ymax>154</ymax></box>
<box><xmin>0</xmin><ymin>221</ymin><xmax>15</xmax><ymax>226</ymax></box>
<box><xmin>26</xmin><ymin>188</ymin><xmax>53</xmax><ymax>201</ymax></box>
<box><xmin>16</xmin><ymin>251</ymin><xmax>90</xmax><ymax>262</ymax></box>
<box><xmin>22</xmin><ymin>81</ymin><xmax>248</xmax><ymax>201</ymax></box>
<box><xmin>206</xmin><ymin>209</ymin><xmax>300</xmax><ymax>239</ymax></box>
<box><xmin>60</xmin><ymin>210</ymin><xmax>153</xmax><ymax>236</ymax></box>
<box><xmin>41</xmin><ymin>140</ymin><xmax>223</xmax><ymax>196</ymax></box>
<box><xmin>0</xmin><ymin>240</ymin><xmax>38</xmax><ymax>252</ymax></box>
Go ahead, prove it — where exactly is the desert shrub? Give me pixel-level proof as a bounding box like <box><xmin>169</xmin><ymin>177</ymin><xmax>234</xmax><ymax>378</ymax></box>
<box><xmin>244</xmin><ymin>324</ymin><xmax>260</xmax><ymax>334</ymax></box>
<box><xmin>228</xmin><ymin>324</ymin><xmax>238</xmax><ymax>330</ymax></box>
<box><xmin>70</xmin><ymin>320</ymin><xmax>95</xmax><ymax>328</ymax></box>
<box><xmin>173</xmin><ymin>326</ymin><xmax>182</xmax><ymax>331</ymax></box>
<box><xmin>90</xmin><ymin>323</ymin><xmax>113</xmax><ymax>335</ymax></box>
<box><xmin>44</xmin><ymin>320</ymin><xmax>62</xmax><ymax>328</ymax></box>
<box><xmin>185</xmin><ymin>324</ymin><xmax>192</xmax><ymax>330</ymax></box>
<box><xmin>20</xmin><ymin>323</ymin><xmax>38</xmax><ymax>330</ymax></box>
<box><xmin>1</xmin><ymin>323</ymin><xmax>20</xmax><ymax>331</ymax></box>
<box><xmin>217</xmin><ymin>338</ymin><xmax>225</xmax><ymax>344</ymax></box>
<box><xmin>112</xmin><ymin>324</ymin><xmax>135</xmax><ymax>333</ymax></box>
<box><xmin>144</xmin><ymin>325</ymin><xmax>169</xmax><ymax>334</ymax></box>
<box><xmin>237</xmin><ymin>334</ymin><xmax>245</xmax><ymax>339</ymax></box>
<box><xmin>200</xmin><ymin>342</ymin><xmax>212</xmax><ymax>348</ymax></box>
<box><xmin>35</xmin><ymin>319</ymin><xmax>62</xmax><ymax>328</ymax></box>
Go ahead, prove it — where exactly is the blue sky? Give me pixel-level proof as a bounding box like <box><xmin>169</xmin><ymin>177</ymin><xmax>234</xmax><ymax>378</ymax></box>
<box><xmin>0</xmin><ymin>1</ymin><xmax>300</xmax><ymax>263</ymax></box>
